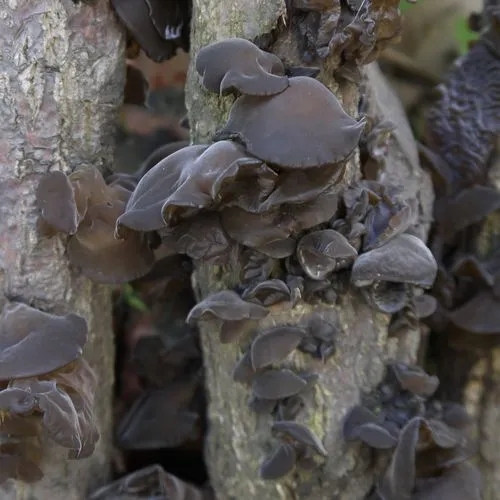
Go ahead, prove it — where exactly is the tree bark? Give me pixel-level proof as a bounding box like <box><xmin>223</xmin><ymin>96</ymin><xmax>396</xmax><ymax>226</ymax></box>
<box><xmin>186</xmin><ymin>2</ymin><xmax>433</xmax><ymax>499</ymax></box>
<box><xmin>0</xmin><ymin>1</ymin><xmax>124</xmax><ymax>498</ymax></box>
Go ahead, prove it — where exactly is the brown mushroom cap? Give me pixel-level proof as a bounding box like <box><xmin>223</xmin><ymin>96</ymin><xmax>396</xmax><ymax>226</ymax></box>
<box><xmin>117</xmin><ymin>141</ymin><xmax>264</xmax><ymax>231</ymax></box>
<box><xmin>68</xmin><ymin>202</ymin><xmax>155</xmax><ymax>284</ymax></box>
<box><xmin>297</xmin><ymin>229</ymin><xmax>358</xmax><ymax>280</ymax></box>
<box><xmin>252</xmin><ymin>369</ymin><xmax>307</xmax><ymax>400</ymax></box>
<box><xmin>0</xmin><ymin>303</ymin><xmax>87</xmax><ymax>381</ymax></box>
<box><xmin>89</xmin><ymin>464</ymin><xmax>205</xmax><ymax>500</ymax></box>
<box><xmin>186</xmin><ymin>290</ymin><xmax>269</xmax><ymax>325</ymax></box>
<box><xmin>241</xmin><ymin>279</ymin><xmax>292</xmax><ymax>306</ymax></box>
<box><xmin>36</xmin><ymin>171</ymin><xmax>81</xmax><ymax>235</ymax></box>
<box><xmin>195</xmin><ymin>37</ymin><xmax>289</xmax><ymax>96</ymax></box>
<box><xmin>378</xmin><ymin>416</ymin><xmax>421</xmax><ymax>500</ymax></box>
<box><xmin>390</xmin><ymin>363</ymin><xmax>439</xmax><ymax>397</ymax></box>
<box><xmin>351</xmin><ymin>234</ymin><xmax>438</xmax><ymax>288</ymax></box>
<box><xmin>272</xmin><ymin>420</ymin><xmax>328</xmax><ymax>457</ymax></box>
<box><xmin>250</xmin><ymin>326</ymin><xmax>306</xmax><ymax>370</ymax></box>
<box><xmin>448</xmin><ymin>291</ymin><xmax>500</xmax><ymax>334</ymax></box>
<box><xmin>220</xmin><ymin>207</ymin><xmax>295</xmax><ymax>250</ymax></box>
<box><xmin>259</xmin><ymin>443</ymin><xmax>297</xmax><ymax>480</ymax></box>
<box><xmin>159</xmin><ymin>212</ymin><xmax>231</xmax><ymax>261</ymax></box>
<box><xmin>214</xmin><ymin>76</ymin><xmax>365</xmax><ymax>168</ymax></box>
<box><xmin>110</xmin><ymin>0</ymin><xmax>178</xmax><ymax>62</ymax></box>
<box><xmin>135</xmin><ymin>140</ymin><xmax>190</xmax><ymax>180</ymax></box>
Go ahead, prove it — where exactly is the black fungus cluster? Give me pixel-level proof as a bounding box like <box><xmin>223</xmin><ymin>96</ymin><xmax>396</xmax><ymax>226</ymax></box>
<box><xmin>32</xmin><ymin>34</ymin><xmax>442</xmax><ymax>488</ymax></box>
<box><xmin>111</xmin><ymin>0</ymin><xmax>191</xmax><ymax>62</ymax></box>
<box><xmin>286</xmin><ymin>0</ymin><xmax>404</xmax><ymax>80</ymax></box>
<box><xmin>0</xmin><ymin>303</ymin><xmax>99</xmax><ymax>484</ymax></box>
<box><xmin>420</xmin><ymin>10</ymin><xmax>500</xmax><ymax>354</ymax></box>
<box><xmin>343</xmin><ymin>363</ymin><xmax>481</xmax><ymax>499</ymax></box>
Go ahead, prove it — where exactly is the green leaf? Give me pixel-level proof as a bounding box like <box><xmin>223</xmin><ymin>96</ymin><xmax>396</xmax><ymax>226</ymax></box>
<box><xmin>400</xmin><ymin>1</ymin><xmax>416</xmax><ymax>13</ymax></box>
<box><xmin>454</xmin><ymin>15</ymin><xmax>479</xmax><ymax>55</ymax></box>
<box><xmin>121</xmin><ymin>283</ymin><xmax>149</xmax><ymax>312</ymax></box>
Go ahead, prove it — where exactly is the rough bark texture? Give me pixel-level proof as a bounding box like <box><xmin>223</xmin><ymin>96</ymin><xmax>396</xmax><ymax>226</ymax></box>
<box><xmin>186</xmin><ymin>2</ymin><xmax>433</xmax><ymax>499</ymax></box>
<box><xmin>0</xmin><ymin>1</ymin><xmax>124</xmax><ymax>498</ymax></box>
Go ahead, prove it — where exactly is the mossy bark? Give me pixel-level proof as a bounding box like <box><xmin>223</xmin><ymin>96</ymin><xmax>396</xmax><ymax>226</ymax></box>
<box><xmin>186</xmin><ymin>2</ymin><xmax>433</xmax><ymax>499</ymax></box>
<box><xmin>0</xmin><ymin>1</ymin><xmax>124</xmax><ymax>498</ymax></box>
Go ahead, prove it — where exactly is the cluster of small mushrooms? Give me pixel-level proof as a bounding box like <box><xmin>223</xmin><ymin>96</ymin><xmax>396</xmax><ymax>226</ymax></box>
<box><xmin>0</xmin><ymin>303</ymin><xmax>98</xmax><ymax>484</ymax></box>
<box><xmin>12</xmin><ymin>0</ymin><xmax>490</xmax><ymax>494</ymax></box>
<box><xmin>286</xmin><ymin>0</ymin><xmax>410</xmax><ymax>80</ymax></box>
<box><xmin>420</xmin><ymin>8</ymin><xmax>500</xmax><ymax>361</ymax></box>
<box><xmin>31</xmin><ymin>28</ymin><xmax>449</xmax><ymax>488</ymax></box>
<box><xmin>343</xmin><ymin>363</ymin><xmax>480</xmax><ymax>500</ymax></box>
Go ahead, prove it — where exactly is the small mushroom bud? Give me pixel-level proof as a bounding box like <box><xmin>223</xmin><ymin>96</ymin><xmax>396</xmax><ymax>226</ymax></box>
<box><xmin>351</xmin><ymin>234</ymin><xmax>438</xmax><ymax>314</ymax></box>
<box><xmin>296</xmin><ymin>229</ymin><xmax>358</xmax><ymax>280</ymax></box>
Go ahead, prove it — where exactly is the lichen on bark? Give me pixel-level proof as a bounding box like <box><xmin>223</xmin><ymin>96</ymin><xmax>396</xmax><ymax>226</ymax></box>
<box><xmin>0</xmin><ymin>1</ymin><xmax>124</xmax><ymax>498</ymax></box>
<box><xmin>186</xmin><ymin>1</ymin><xmax>433</xmax><ymax>498</ymax></box>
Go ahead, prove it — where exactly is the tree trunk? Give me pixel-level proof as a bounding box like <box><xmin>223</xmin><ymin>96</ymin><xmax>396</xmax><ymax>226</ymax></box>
<box><xmin>0</xmin><ymin>1</ymin><xmax>124</xmax><ymax>498</ymax></box>
<box><xmin>186</xmin><ymin>1</ymin><xmax>433</xmax><ymax>498</ymax></box>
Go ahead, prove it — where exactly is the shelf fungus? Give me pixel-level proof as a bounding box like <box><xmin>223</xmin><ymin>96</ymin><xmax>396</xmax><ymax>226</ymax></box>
<box><xmin>89</xmin><ymin>464</ymin><xmax>204</xmax><ymax>500</ymax></box>
<box><xmin>0</xmin><ymin>303</ymin><xmax>87</xmax><ymax>381</ymax></box>
<box><xmin>186</xmin><ymin>290</ymin><xmax>269</xmax><ymax>343</ymax></box>
<box><xmin>296</xmin><ymin>229</ymin><xmax>358</xmax><ymax>280</ymax></box>
<box><xmin>213</xmin><ymin>76</ymin><xmax>365</xmax><ymax>169</ymax></box>
<box><xmin>195</xmin><ymin>37</ymin><xmax>289</xmax><ymax>96</ymax></box>
<box><xmin>241</xmin><ymin>279</ymin><xmax>292</xmax><ymax>307</ymax></box>
<box><xmin>158</xmin><ymin>212</ymin><xmax>231</xmax><ymax>262</ymax></box>
<box><xmin>0</xmin><ymin>359</ymin><xmax>100</xmax><ymax>484</ymax></box>
<box><xmin>423</xmin><ymin>17</ymin><xmax>500</xmax><ymax>193</ymax></box>
<box><xmin>252</xmin><ymin>369</ymin><xmax>308</xmax><ymax>400</ymax></box>
<box><xmin>0</xmin><ymin>301</ymin><xmax>98</xmax><ymax>484</ymax></box>
<box><xmin>343</xmin><ymin>363</ymin><xmax>480</xmax><ymax>499</ymax></box>
<box><xmin>111</xmin><ymin>0</ymin><xmax>191</xmax><ymax>62</ymax></box>
<box><xmin>117</xmin><ymin>141</ymin><xmax>266</xmax><ymax>230</ymax></box>
<box><xmin>260</xmin><ymin>421</ymin><xmax>328</xmax><ymax>480</ymax></box>
<box><xmin>250</xmin><ymin>326</ymin><xmax>307</xmax><ymax>370</ymax></box>
<box><xmin>351</xmin><ymin>234</ymin><xmax>438</xmax><ymax>314</ymax></box>
<box><xmin>36</xmin><ymin>168</ymin><xmax>155</xmax><ymax>284</ymax></box>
